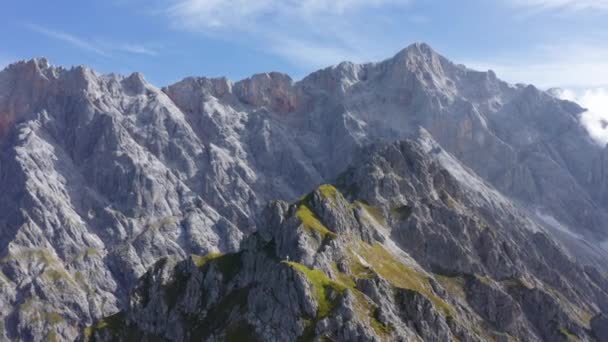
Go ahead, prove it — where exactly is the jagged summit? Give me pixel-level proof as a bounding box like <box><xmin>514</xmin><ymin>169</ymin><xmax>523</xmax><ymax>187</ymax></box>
<box><xmin>2</xmin><ymin>57</ymin><xmax>96</xmax><ymax>80</ymax></box>
<box><xmin>0</xmin><ymin>42</ymin><xmax>451</xmax><ymax>89</ymax></box>
<box><xmin>0</xmin><ymin>57</ymin><xmax>158</xmax><ymax>91</ymax></box>
<box><xmin>392</xmin><ymin>42</ymin><xmax>440</xmax><ymax>61</ymax></box>
<box><xmin>0</xmin><ymin>42</ymin><xmax>494</xmax><ymax>110</ymax></box>
<box><xmin>4</xmin><ymin>57</ymin><xmax>52</xmax><ymax>72</ymax></box>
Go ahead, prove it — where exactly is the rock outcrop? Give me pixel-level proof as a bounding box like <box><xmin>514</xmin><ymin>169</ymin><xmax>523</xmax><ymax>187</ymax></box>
<box><xmin>85</xmin><ymin>138</ymin><xmax>608</xmax><ymax>342</ymax></box>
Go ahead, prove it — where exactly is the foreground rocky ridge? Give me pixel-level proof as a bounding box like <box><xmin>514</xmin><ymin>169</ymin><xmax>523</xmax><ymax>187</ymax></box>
<box><xmin>1</xmin><ymin>43</ymin><xmax>608</xmax><ymax>340</ymax></box>
<box><xmin>86</xmin><ymin>138</ymin><xmax>608</xmax><ymax>341</ymax></box>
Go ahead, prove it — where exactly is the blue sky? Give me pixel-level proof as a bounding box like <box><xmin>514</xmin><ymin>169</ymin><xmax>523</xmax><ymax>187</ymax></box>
<box><xmin>1</xmin><ymin>0</ymin><xmax>608</xmax><ymax>89</ymax></box>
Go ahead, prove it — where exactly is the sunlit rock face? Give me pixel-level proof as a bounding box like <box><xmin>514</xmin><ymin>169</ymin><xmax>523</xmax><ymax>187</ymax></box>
<box><xmin>0</xmin><ymin>43</ymin><xmax>607</xmax><ymax>341</ymax></box>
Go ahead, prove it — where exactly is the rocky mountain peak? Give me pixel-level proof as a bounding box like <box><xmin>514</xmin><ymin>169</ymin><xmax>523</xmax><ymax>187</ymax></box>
<box><xmin>233</xmin><ymin>72</ymin><xmax>297</xmax><ymax>113</ymax></box>
<box><xmin>3</xmin><ymin>57</ymin><xmax>57</xmax><ymax>79</ymax></box>
<box><xmin>165</xmin><ymin>71</ymin><xmax>297</xmax><ymax>113</ymax></box>
<box><xmin>2</xmin><ymin>45</ymin><xmax>608</xmax><ymax>341</ymax></box>
<box><xmin>0</xmin><ymin>58</ymin><xmax>59</xmax><ymax>139</ymax></box>
<box><xmin>164</xmin><ymin>76</ymin><xmax>233</xmax><ymax>101</ymax></box>
<box><xmin>120</xmin><ymin>71</ymin><xmax>151</xmax><ymax>95</ymax></box>
<box><xmin>390</xmin><ymin>42</ymin><xmax>452</xmax><ymax>83</ymax></box>
<box><xmin>394</xmin><ymin>42</ymin><xmax>439</xmax><ymax>61</ymax></box>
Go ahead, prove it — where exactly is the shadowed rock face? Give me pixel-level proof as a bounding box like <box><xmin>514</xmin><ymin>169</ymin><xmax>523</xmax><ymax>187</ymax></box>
<box><xmin>0</xmin><ymin>43</ymin><xmax>607</xmax><ymax>341</ymax></box>
<box><xmin>85</xmin><ymin>138</ymin><xmax>608</xmax><ymax>342</ymax></box>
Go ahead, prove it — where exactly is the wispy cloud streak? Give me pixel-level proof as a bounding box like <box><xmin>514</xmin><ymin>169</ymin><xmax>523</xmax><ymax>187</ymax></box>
<box><xmin>118</xmin><ymin>44</ymin><xmax>158</xmax><ymax>56</ymax></box>
<box><xmin>26</xmin><ymin>24</ymin><xmax>158</xmax><ymax>57</ymax></box>
<box><xmin>26</xmin><ymin>23</ymin><xmax>111</xmax><ymax>57</ymax></box>
<box><xmin>163</xmin><ymin>0</ymin><xmax>412</xmax><ymax>69</ymax></box>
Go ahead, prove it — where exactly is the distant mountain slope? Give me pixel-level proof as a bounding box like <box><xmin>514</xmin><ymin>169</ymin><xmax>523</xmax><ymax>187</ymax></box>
<box><xmin>0</xmin><ymin>43</ymin><xmax>607</xmax><ymax>341</ymax></box>
<box><xmin>86</xmin><ymin>137</ymin><xmax>608</xmax><ymax>342</ymax></box>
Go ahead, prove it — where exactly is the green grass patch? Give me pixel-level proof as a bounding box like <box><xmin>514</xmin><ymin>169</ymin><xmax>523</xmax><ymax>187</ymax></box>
<box><xmin>318</xmin><ymin>184</ymin><xmax>340</xmax><ymax>203</ymax></box>
<box><xmin>191</xmin><ymin>253</ymin><xmax>223</xmax><ymax>267</ymax></box>
<box><xmin>356</xmin><ymin>242</ymin><xmax>455</xmax><ymax>317</ymax></box>
<box><xmin>332</xmin><ymin>263</ymin><xmax>356</xmax><ymax>288</ymax></box>
<box><xmin>191</xmin><ymin>252</ymin><xmax>242</xmax><ymax>279</ymax></box>
<box><xmin>296</xmin><ymin>205</ymin><xmax>337</xmax><ymax>240</ymax></box>
<box><xmin>346</xmin><ymin>255</ymin><xmax>374</xmax><ymax>280</ymax></box>
<box><xmin>559</xmin><ymin>327</ymin><xmax>578</xmax><ymax>341</ymax></box>
<box><xmin>285</xmin><ymin>262</ymin><xmax>346</xmax><ymax>318</ymax></box>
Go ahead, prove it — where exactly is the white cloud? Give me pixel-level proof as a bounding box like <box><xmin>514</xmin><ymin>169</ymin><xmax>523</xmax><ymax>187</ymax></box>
<box><xmin>117</xmin><ymin>44</ymin><xmax>158</xmax><ymax>56</ymax></box>
<box><xmin>27</xmin><ymin>24</ymin><xmax>111</xmax><ymax>57</ymax></box>
<box><xmin>466</xmin><ymin>41</ymin><xmax>608</xmax><ymax>146</ymax></box>
<box><xmin>167</xmin><ymin>0</ymin><xmax>405</xmax><ymax>29</ymax></box>
<box><xmin>164</xmin><ymin>0</ymin><xmax>410</xmax><ymax>69</ymax></box>
<box><xmin>27</xmin><ymin>24</ymin><xmax>158</xmax><ymax>57</ymax></box>
<box><xmin>555</xmin><ymin>88</ymin><xmax>608</xmax><ymax>145</ymax></box>
<box><xmin>268</xmin><ymin>36</ymin><xmax>372</xmax><ymax>73</ymax></box>
<box><xmin>507</xmin><ymin>0</ymin><xmax>608</xmax><ymax>11</ymax></box>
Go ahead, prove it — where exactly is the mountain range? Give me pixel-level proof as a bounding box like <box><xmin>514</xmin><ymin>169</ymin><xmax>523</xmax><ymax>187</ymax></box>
<box><xmin>0</xmin><ymin>43</ymin><xmax>607</xmax><ymax>341</ymax></box>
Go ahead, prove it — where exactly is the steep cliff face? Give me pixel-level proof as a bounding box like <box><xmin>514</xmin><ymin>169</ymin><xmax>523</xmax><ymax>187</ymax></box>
<box><xmin>0</xmin><ymin>43</ymin><xmax>608</xmax><ymax>341</ymax></box>
<box><xmin>86</xmin><ymin>138</ymin><xmax>608</xmax><ymax>342</ymax></box>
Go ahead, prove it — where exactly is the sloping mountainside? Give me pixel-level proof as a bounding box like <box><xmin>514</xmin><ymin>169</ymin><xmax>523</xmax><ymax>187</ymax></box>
<box><xmin>85</xmin><ymin>137</ymin><xmax>608</xmax><ymax>342</ymax></box>
<box><xmin>0</xmin><ymin>43</ymin><xmax>607</xmax><ymax>341</ymax></box>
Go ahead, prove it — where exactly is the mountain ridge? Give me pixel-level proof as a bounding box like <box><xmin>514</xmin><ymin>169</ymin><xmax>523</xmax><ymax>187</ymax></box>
<box><xmin>1</xmin><ymin>43</ymin><xmax>607</xmax><ymax>341</ymax></box>
<box><xmin>85</xmin><ymin>135</ymin><xmax>608</xmax><ymax>342</ymax></box>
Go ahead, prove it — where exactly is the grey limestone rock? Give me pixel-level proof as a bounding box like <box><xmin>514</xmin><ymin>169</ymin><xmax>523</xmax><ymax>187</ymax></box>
<box><xmin>86</xmin><ymin>138</ymin><xmax>607</xmax><ymax>342</ymax></box>
<box><xmin>1</xmin><ymin>44</ymin><xmax>608</xmax><ymax>340</ymax></box>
